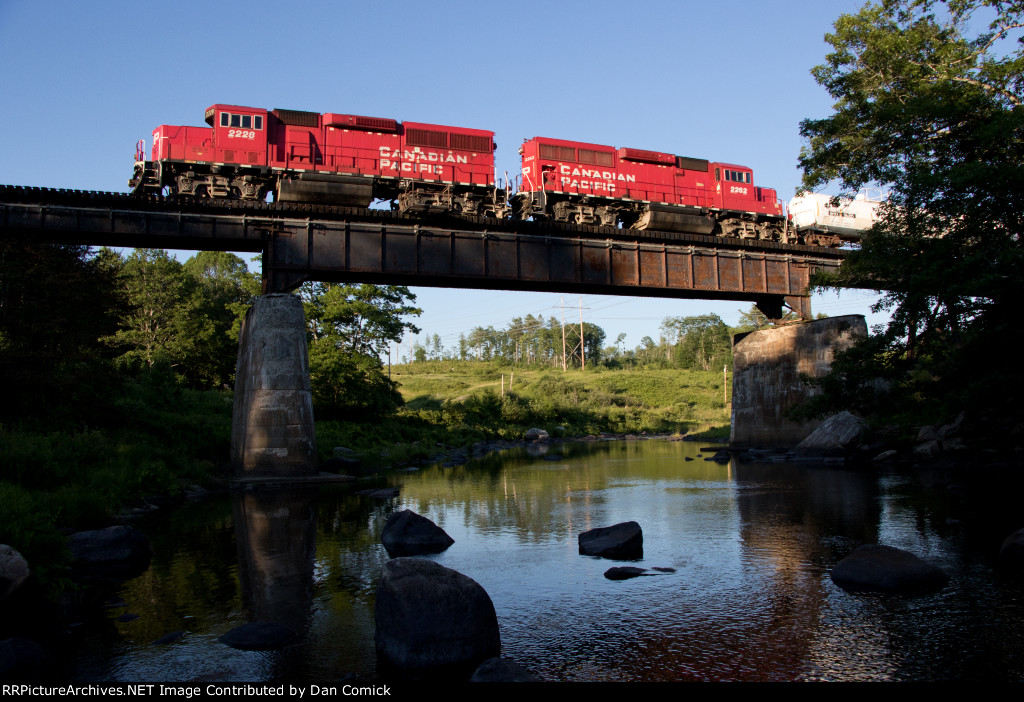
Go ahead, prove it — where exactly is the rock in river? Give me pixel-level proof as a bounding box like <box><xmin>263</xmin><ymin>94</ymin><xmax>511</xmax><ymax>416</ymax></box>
<box><xmin>578</xmin><ymin>521</ymin><xmax>643</xmax><ymax>560</ymax></box>
<box><xmin>830</xmin><ymin>544</ymin><xmax>948</xmax><ymax>594</ymax></box>
<box><xmin>380</xmin><ymin>509</ymin><xmax>454</xmax><ymax>557</ymax></box>
<box><xmin>68</xmin><ymin>526</ymin><xmax>151</xmax><ymax>582</ymax></box>
<box><xmin>375</xmin><ymin>558</ymin><xmax>500</xmax><ymax>674</ymax></box>
<box><xmin>604</xmin><ymin>566</ymin><xmax>649</xmax><ymax>580</ymax></box>
<box><xmin>219</xmin><ymin>622</ymin><xmax>296</xmax><ymax>651</ymax></box>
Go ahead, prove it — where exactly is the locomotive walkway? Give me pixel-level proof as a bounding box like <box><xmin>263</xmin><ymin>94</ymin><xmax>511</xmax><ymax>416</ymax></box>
<box><xmin>0</xmin><ymin>185</ymin><xmax>845</xmax><ymax>320</ymax></box>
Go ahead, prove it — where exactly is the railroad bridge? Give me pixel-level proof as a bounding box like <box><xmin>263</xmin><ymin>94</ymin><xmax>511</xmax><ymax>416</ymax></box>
<box><xmin>1</xmin><ymin>186</ymin><xmax>851</xmax><ymax>473</ymax></box>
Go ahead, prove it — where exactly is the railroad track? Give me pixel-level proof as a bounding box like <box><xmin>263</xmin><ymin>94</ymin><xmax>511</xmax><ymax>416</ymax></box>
<box><xmin>0</xmin><ymin>184</ymin><xmax>848</xmax><ymax>259</ymax></box>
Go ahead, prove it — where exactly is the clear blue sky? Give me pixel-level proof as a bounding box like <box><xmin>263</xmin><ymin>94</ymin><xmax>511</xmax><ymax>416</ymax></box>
<box><xmin>0</xmin><ymin>0</ymin><xmax>889</xmax><ymax>360</ymax></box>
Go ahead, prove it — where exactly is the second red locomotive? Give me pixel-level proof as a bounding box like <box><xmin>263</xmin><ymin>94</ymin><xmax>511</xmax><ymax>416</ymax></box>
<box><xmin>512</xmin><ymin>136</ymin><xmax>786</xmax><ymax>241</ymax></box>
<box><xmin>130</xmin><ymin>102</ymin><xmax>841</xmax><ymax>246</ymax></box>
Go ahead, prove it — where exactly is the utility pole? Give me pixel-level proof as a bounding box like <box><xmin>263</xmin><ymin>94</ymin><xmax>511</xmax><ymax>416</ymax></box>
<box><xmin>559</xmin><ymin>296</ymin><xmax>590</xmax><ymax>370</ymax></box>
<box><xmin>560</xmin><ymin>295</ymin><xmax>567</xmax><ymax>371</ymax></box>
<box><xmin>579</xmin><ymin>297</ymin><xmax>585</xmax><ymax>369</ymax></box>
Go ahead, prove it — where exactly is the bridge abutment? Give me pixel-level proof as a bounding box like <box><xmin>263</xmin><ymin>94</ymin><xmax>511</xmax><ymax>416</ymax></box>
<box><xmin>231</xmin><ymin>294</ymin><xmax>317</xmax><ymax>477</ymax></box>
<box><xmin>730</xmin><ymin>315</ymin><xmax>867</xmax><ymax>448</ymax></box>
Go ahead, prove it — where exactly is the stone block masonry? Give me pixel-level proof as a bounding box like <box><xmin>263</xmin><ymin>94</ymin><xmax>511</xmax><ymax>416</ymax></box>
<box><xmin>730</xmin><ymin>315</ymin><xmax>867</xmax><ymax>448</ymax></box>
<box><xmin>231</xmin><ymin>294</ymin><xmax>317</xmax><ymax>476</ymax></box>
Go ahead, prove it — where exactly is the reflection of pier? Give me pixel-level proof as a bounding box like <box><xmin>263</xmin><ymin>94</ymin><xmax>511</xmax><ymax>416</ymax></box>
<box><xmin>726</xmin><ymin>462</ymin><xmax>880</xmax><ymax>679</ymax></box>
<box><xmin>232</xmin><ymin>488</ymin><xmax>318</xmax><ymax>632</ymax></box>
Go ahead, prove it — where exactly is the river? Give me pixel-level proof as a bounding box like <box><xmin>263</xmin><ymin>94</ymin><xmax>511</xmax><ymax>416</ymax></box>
<box><xmin>66</xmin><ymin>439</ymin><xmax>1024</xmax><ymax>682</ymax></box>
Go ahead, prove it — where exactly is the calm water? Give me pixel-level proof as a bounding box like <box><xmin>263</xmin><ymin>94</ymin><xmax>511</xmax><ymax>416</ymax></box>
<box><xmin>66</xmin><ymin>439</ymin><xmax>1024</xmax><ymax>682</ymax></box>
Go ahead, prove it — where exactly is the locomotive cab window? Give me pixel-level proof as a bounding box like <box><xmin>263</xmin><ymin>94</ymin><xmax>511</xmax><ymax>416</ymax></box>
<box><xmin>219</xmin><ymin>113</ymin><xmax>263</xmax><ymax>130</ymax></box>
<box><xmin>724</xmin><ymin>169</ymin><xmax>751</xmax><ymax>184</ymax></box>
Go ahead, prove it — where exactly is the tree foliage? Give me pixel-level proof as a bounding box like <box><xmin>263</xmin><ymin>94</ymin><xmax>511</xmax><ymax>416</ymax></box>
<box><xmin>107</xmin><ymin>249</ymin><xmax>259</xmax><ymax>387</ymax></box>
<box><xmin>734</xmin><ymin>305</ymin><xmax>773</xmax><ymax>334</ymax></box>
<box><xmin>0</xmin><ymin>240</ymin><xmax>124</xmax><ymax>423</ymax></box>
<box><xmin>662</xmin><ymin>314</ymin><xmax>733</xmax><ymax>371</ymax></box>
<box><xmin>798</xmin><ymin>0</ymin><xmax>1024</xmax><ymax>431</ymax></box>
<box><xmin>300</xmin><ymin>283</ymin><xmax>421</xmax><ymax>418</ymax></box>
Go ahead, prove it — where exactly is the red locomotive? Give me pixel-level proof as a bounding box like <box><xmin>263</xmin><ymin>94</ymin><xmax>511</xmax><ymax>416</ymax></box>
<box><xmin>511</xmin><ymin>136</ymin><xmax>786</xmax><ymax>241</ymax></box>
<box><xmin>130</xmin><ymin>103</ymin><xmax>840</xmax><ymax>245</ymax></box>
<box><xmin>130</xmin><ymin>103</ymin><xmax>506</xmax><ymax>217</ymax></box>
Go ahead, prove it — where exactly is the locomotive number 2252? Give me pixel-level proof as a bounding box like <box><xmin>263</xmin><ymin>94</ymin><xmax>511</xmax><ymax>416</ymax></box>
<box><xmin>228</xmin><ymin>130</ymin><xmax>256</xmax><ymax>140</ymax></box>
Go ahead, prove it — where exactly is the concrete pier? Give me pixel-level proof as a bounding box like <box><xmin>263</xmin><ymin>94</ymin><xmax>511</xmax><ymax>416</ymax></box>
<box><xmin>730</xmin><ymin>315</ymin><xmax>867</xmax><ymax>448</ymax></box>
<box><xmin>230</xmin><ymin>294</ymin><xmax>317</xmax><ymax>477</ymax></box>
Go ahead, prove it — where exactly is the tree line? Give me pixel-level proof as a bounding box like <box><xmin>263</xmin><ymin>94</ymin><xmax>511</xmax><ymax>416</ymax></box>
<box><xmin>406</xmin><ymin>307</ymin><xmax>774</xmax><ymax>371</ymax></box>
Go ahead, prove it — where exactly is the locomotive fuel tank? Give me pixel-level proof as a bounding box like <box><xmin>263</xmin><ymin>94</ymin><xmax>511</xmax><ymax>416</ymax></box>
<box><xmin>633</xmin><ymin>203</ymin><xmax>715</xmax><ymax>234</ymax></box>
<box><xmin>788</xmin><ymin>192</ymin><xmax>884</xmax><ymax>241</ymax></box>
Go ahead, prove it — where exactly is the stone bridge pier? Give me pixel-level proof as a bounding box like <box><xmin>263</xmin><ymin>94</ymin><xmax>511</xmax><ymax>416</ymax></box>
<box><xmin>730</xmin><ymin>315</ymin><xmax>867</xmax><ymax>448</ymax></box>
<box><xmin>231</xmin><ymin>294</ymin><xmax>317</xmax><ymax>477</ymax></box>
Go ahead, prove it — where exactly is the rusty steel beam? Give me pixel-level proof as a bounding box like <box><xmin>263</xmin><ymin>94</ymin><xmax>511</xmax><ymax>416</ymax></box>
<box><xmin>1</xmin><ymin>199</ymin><xmax>267</xmax><ymax>252</ymax></box>
<box><xmin>262</xmin><ymin>219</ymin><xmax>840</xmax><ymax>316</ymax></box>
<box><xmin>1</xmin><ymin>198</ymin><xmax>843</xmax><ymax>316</ymax></box>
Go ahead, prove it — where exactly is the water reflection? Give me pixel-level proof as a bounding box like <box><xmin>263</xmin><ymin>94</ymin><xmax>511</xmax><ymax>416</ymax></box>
<box><xmin>68</xmin><ymin>440</ymin><xmax>1024</xmax><ymax>682</ymax></box>
<box><xmin>232</xmin><ymin>489</ymin><xmax>317</xmax><ymax>633</ymax></box>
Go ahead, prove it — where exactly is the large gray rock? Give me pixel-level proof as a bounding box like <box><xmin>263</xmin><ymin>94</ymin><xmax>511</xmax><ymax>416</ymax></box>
<box><xmin>381</xmin><ymin>510</ymin><xmax>454</xmax><ymax>557</ymax></box>
<box><xmin>914</xmin><ymin>440</ymin><xmax>943</xmax><ymax>459</ymax></box>
<box><xmin>830</xmin><ymin>544</ymin><xmax>948</xmax><ymax>594</ymax></box>
<box><xmin>578</xmin><ymin>521</ymin><xmax>643</xmax><ymax>560</ymax></box>
<box><xmin>0</xmin><ymin>546</ymin><xmax>30</xmax><ymax>602</ymax></box>
<box><xmin>524</xmin><ymin>428</ymin><xmax>550</xmax><ymax>440</ymax></box>
<box><xmin>795</xmin><ymin>411</ymin><xmax>869</xmax><ymax>455</ymax></box>
<box><xmin>68</xmin><ymin>526</ymin><xmax>151</xmax><ymax>581</ymax></box>
<box><xmin>374</xmin><ymin>558</ymin><xmax>500</xmax><ymax>674</ymax></box>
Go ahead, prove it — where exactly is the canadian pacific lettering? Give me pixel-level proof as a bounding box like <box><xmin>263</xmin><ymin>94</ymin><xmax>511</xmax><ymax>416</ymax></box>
<box><xmin>558</xmin><ymin>164</ymin><xmax>636</xmax><ymax>192</ymax></box>
<box><xmin>378</xmin><ymin>146</ymin><xmax>468</xmax><ymax>175</ymax></box>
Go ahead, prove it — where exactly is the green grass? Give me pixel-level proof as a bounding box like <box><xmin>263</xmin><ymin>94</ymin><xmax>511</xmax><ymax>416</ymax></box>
<box><xmin>392</xmin><ymin>360</ymin><xmax>730</xmax><ymax>433</ymax></box>
<box><xmin>317</xmin><ymin>361</ymin><xmax>733</xmax><ymax>462</ymax></box>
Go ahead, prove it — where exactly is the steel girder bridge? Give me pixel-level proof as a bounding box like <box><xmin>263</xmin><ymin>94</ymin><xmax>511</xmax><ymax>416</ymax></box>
<box><xmin>0</xmin><ymin>186</ymin><xmax>846</xmax><ymax>320</ymax></box>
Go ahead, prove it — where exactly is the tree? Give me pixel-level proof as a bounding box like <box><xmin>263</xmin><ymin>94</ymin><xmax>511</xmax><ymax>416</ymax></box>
<box><xmin>301</xmin><ymin>283</ymin><xmax>421</xmax><ymax>357</ymax></box>
<box><xmin>734</xmin><ymin>305</ymin><xmax>772</xmax><ymax>334</ymax></box>
<box><xmin>665</xmin><ymin>314</ymin><xmax>732</xmax><ymax>371</ymax></box>
<box><xmin>798</xmin><ymin>0</ymin><xmax>1024</xmax><ymax>432</ymax></box>
<box><xmin>582</xmin><ymin>321</ymin><xmax>606</xmax><ymax>365</ymax></box>
<box><xmin>0</xmin><ymin>240</ymin><xmax>123</xmax><ymax>423</ymax></box>
<box><xmin>300</xmin><ymin>283</ymin><xmax>421</xmax><ymax>418</ymax></box>
<box><xmin>180</xmin><ymin>251</ymin><xmax>260</xmax><ymax>387</ymax></box>
<box><xmin>104</xmin><ymin>249</ymin><xmax>258</xmax><ymax>388</ymax></box>
<box><xmin>107</xmin><ymin>249</ymin><xmax>191</xmax><ymax>372</ymax></box>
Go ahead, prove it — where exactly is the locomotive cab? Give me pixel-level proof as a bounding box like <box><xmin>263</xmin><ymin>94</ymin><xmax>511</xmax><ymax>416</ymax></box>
<box><xmin>205</xmin><ymin>104</ymin><xmax>269</xmax><ymax>168</ymax></box>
